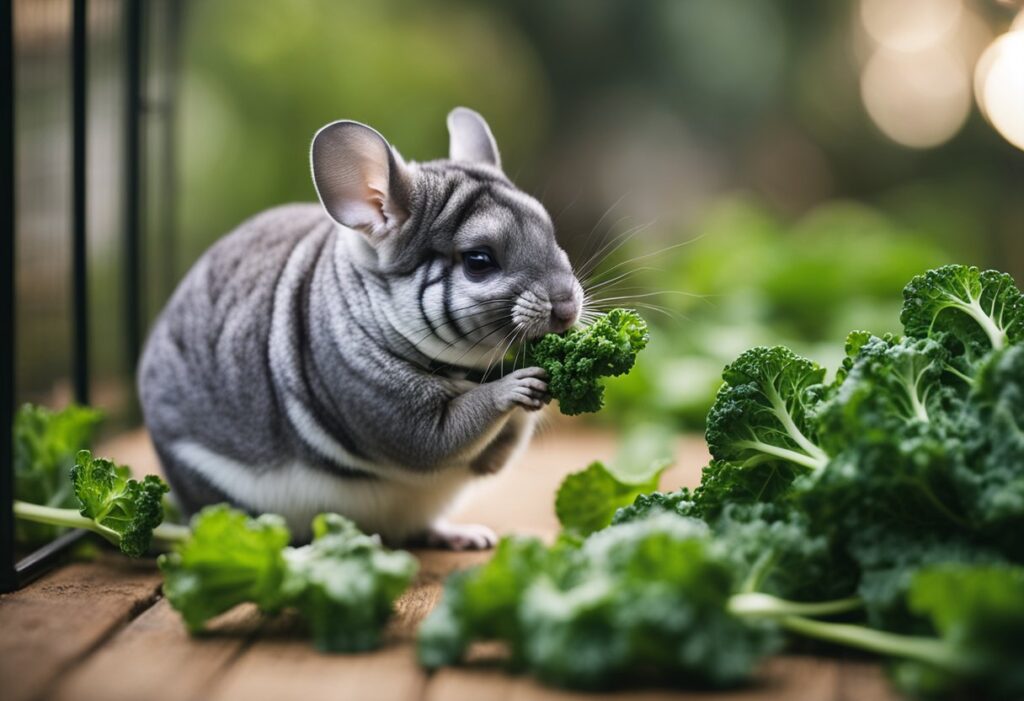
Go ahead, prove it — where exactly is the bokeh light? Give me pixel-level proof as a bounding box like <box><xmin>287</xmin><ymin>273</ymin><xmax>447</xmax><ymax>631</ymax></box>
<box><xmin>860</xmin><ymin>46</ymin><xmax>971</xmax><ymax>148</ymax></box>
<box><xmin>860</xmin><ymin>0</ymin><xmax>961</xmax><ymax>52</ymax></box>
<box><xmin>976</xmin><ymin>29</ymin><xmax>1024</xmax><ymax>151</ymax></box>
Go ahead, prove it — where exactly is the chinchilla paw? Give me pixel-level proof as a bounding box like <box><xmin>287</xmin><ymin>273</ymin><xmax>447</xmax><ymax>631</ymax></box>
<box><xmin>424</xmin><ymin>521</ymin><xmax>498</xmax><ymax>551</ymax></box>
<box><xmin>494</xmin><ymin>367</ymin><xmax>550</xmax><ymax>412</ymax></box>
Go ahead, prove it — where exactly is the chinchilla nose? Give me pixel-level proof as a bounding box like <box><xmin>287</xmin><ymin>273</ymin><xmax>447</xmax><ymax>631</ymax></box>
<box><xmin>550</xmin><ymin>296</ymin><xmax>580</xmax><ymax>331</ymax></box>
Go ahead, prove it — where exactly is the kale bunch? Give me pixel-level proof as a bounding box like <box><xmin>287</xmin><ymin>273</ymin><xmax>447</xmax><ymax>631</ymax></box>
<box><xmin>13</xmin><ymin>449</ymin><xmax>183</xmax><ymax>557</ymax></box>
<box><xmin>160</xmin><ymin>506</ymin><xmax>417</xmax><ymax>653</ymax></box>
<box><xmin>13</xmin><ymin>403</ymin><xmax>103</xmax><ymax>545</ymax></box>
<box><xmin>419</xmin><ymin>515</ymin><xmax>780</xmax><ymax>690</ymax></box>
<box><xmin>421</xmin><ymin>265</ymin><xmax>1024</xmax><ymax>698</ymax></box>
<box><xmin>529</xmin><ymin>308</ymin><xmax>649</xmax><ymax>415</ymax></box>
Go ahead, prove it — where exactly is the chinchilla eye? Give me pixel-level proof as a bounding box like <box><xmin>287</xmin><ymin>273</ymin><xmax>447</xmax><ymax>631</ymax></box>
<box><xmin>462</xmin><ymin>249</ymin><xmax>499</xmax><ymax>280</ymax></box>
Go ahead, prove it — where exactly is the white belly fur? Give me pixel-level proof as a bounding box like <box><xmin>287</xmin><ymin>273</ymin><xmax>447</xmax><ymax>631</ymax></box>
<box><xmin>172</xmin><ymin>439</ymin><xmax>505</xmax><ymax>543</ymax></box>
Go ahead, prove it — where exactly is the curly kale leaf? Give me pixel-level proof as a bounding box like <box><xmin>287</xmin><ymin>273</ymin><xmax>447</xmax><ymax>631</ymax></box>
<box><xmin>706</xmin><ymin>346</ymin><xmax>830</xmax><ymax>473</ymax></box>
<box><xmin>529</xmin><ymin>308</ymin><xmax>649</xmax><ymax>415</ymax></box>
<box><xmin>893</xmin><ymin>564</ymin><xmax>1024</xmax><ymax>700</ymax></box>
<box><xmin>848</xmin><ymin>529</ymin><xmax>1008</xmax><ymax>634</ymax></box>
<box><xmin>954</xmin><ymin>345</ymin><xmax>1024</xmax><ymax>552</ymax></box>
<box><xmin>13</xmin><ymin>403</ymin><xmax>103</xmax><ymax>545</ymax></box>
<box><xmin>611</xmin><ymin>488</ymin><xmax>698</xmax><ymax>525</ymax></box>
<box><xmin>710</xmin><ymin>503</ymin><xmax>855</xmax><ymax>603</ymax></box>
<box><xmin>815</xmin><ymin>334</ymin><xmax>959</xmax><ymax>453</ymax></box>
<box><xmin>556</xmin><ymin>458</ymin><xmax>671</xmax><ymax>536</ymax></box>
<box><xmin>282</xmin><ymin>513</ymin><xmax>417</xmax><ymax>652</ymax></box>
<box><xmin>418</xmin><ymin>536</ymin><xmax>554</xmax><ymax>669</ymax></box>
<box><xmin>161</xmin><ymin>508</ymin><xmax>415</xmax><ymax>651</ymax></box>
<box><xmin>419</xmin><ymin>516</ymin><xmax>779</xmax><ymax>689</ymax></box>
<box><xmin>901</xmin><ymin>265</ymin><xmax>1023</xmax><ymax>360</ymax></box>
<box><xmin>71</xmin><ymin>450</ymin><xmax>169</xmax><ymax>557</ymax></box>
<box><xmin>520</xmin><ymin>515</ymin><xmax>778</xmax><ymax>689</ymax></box>
<box><xmin>159</xmin><ymin>505</ymin><xmax>292</xmax><ymax>631</ymax></box>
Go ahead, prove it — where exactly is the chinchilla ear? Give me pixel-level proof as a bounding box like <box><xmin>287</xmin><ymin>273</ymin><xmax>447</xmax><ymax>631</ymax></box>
<box><xmin>310</xmin><ymin>121</ymin><xmax>412</xmax><ymax>238</ymax></box>
<box><xmin>447</xmin><ymin>107</ymin><xmax>501</xmax><ymax>170</ymax></box>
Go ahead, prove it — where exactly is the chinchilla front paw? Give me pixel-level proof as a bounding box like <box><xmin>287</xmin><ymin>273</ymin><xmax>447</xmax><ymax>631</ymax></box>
<box><xmin>493</xmin><ymin>367</ymin><xmax>550</xmax><ymax>411</ymax></box>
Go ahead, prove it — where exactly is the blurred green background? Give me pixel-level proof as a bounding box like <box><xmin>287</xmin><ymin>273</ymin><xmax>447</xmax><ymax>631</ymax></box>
<box><xmin>175</xmin><ymin>0</ymin><xmax>1024</xmax><ymax>429</ymax></box>
<box><xmin>13</xmin><ymin>0</ymin><xmax>1024</xmax><ymax>433</ymax></box>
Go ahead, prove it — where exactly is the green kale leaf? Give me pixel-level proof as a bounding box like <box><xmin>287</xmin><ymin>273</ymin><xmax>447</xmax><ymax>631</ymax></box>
<box><xmin>13</xmin><ymin>403</ymin><xmax>103</xmax><ymax>545</ymax></box>
<box><xmin>901</xmin><ymin>264</ymin><xmax>1023</xmax><ymax>360</ymax></box>
<box><xmin>529</xmin><ymin>308</ymin><xmax>649</xmax><ymax>415</ymax></box>
<box><xmin>282</xmin><ymin>513</ymin><xmax>418</xmax><ymax>652</ymax></box>
<box><xmin>159</xmin><ymin>505</ymin><xmax>292</xmax><ymax>631</ymax></box>
<box><xmin>419</xmin><ymin>515</ymin><xmax>779</xmax><ymax>689</ymax></box>
<box><xmin>705</xmin><ymin>346</ymin><xmax>830</xmax><ymax>473</ymax></box>
<box><xmin>894</xmin><ymin>564</ymin><xmax>1024</xmax><ymax>699</ymax></box>
<box><xmin>160</xmin><ymin>506</ymin><xmax>416</xmax><ymax>652</ymax></box>
<box><xmin>70</xmin><ymin>450</ymin><xmax>170</xmax><ymax>557</ymax></box>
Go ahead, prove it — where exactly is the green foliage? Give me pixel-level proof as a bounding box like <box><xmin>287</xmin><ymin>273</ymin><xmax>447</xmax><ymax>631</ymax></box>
<box><xmin>418</xmin><ymin>536</ymin><xmax>553</xmax><ymax>669</ymax></box>
<box><xmin>555</xmin><ymin>424</ymin><xmax>673</xmax><ymax>536</ymax></box>
<box><xmin>705</xmin><ymin>346</ymin><xmax>829</xmax><ymax>472</ymax></box>
<box><xmin>160</xmin><ymin>506</ymin><xmax>417</xmax><ymax>653</ymax></box>
<box><xmin>13</xmin><ymin>403</ymin><xmax>103</xmax><ymax>545</ymax></box>
<box><xmin>159</xmin><ymin>505</ymin><xmax>292</xmax><ymax>631</ymax></box>
<box><xmin>600</xmin><ymin>198</ymin><xmax>955</xmax><ymax>430</ymax></box>
<box><xmin>529</xmin><ymin>308</ymin><xmax>649</xmax><ymax>415</ymax></box>
<box><xmin>555</xmin><ymin>462</ymin><xmax>657</xmax><ymax>536</ymax></box>
<box><xmin>180</xmin><ymin>0</ymin><xmax>547</xmax><ymax>264</ymax></box>
<box><xmin>419</xmin><ymin>515</ymin><xmax>779</xmax><ymax>689</ymax></box>
<box><xmin>901</xmin><ymin>265</ymin><xmax>1023</xmax><ymax>358</ymax></box>
<box><xmin>71</xmin><ymin>451</ymin><xmax>170</xmax><ymax>557</ymax></box>
<box><xmin>431</xmin><ymin>264</ymin><xmax>1024</xmax><ymax>695</ymax></box>
<box><xmin>895</xmin><ymin>565</ymin><xmax>1024</xmax><ymax>699</ymax></box>
<box><xmin>283</xmin><ymin>513</ymin><xmax>418</xmax><ymax>652</ymax></box>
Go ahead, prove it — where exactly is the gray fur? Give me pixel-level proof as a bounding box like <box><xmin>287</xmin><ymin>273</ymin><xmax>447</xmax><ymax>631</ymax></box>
<box><xmin>138</xmin><ymin>108</ymin><xmax>582</xmax><ymax>545</ymax></box>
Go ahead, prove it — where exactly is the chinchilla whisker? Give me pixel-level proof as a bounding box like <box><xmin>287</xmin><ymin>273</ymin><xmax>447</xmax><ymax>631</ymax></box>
<box><xmin>432</xmin><ymin>319</ymin><xmax>514</xmax><ymax>375</ymax></box>
<box><xmin>572</xmin><ymin>194</ymin><xmax>630</xmax><ymax>277</ymax></box>
<box><xmin>583</xmin><ymin>268</ymin><xmax>646</xmax><ymax>296</ymax></box>
<box><xmin>583</xmin><ymin>237</ymin><xmax>698</xmax><ymax>285</ymax></box>
<box><xmin>404</xmin><ymin>300</ymin><xmax>514</xmax><ymax>342</ymax></box>
<box><xmin>584</xmin><ymin>266</ymin><xmax>665</xmax><ymax>293</ymax></box>
<box><xmin>574</xmin><ymin>214</ymin><xmax>644</xmax><ymax>281</ymax></box>
<box><xmin>576</xmin><ymin>219</ymin><xmax>656</xmax><ymax>282</ymax></box>
<box><xmin>480</xmin><ymin>327</ymin><xmax>520</xmax><ymax>383</ymax></box>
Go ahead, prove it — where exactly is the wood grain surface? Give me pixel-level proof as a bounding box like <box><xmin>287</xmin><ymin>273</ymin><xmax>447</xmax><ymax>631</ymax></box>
<box><xmin>0</xmin><ymin>427</ymin><xmax>901</xmax><ymax>701</ymax></box>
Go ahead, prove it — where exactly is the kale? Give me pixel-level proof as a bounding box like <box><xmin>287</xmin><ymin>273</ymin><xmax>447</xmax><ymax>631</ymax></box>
<box><xmin>13</xmin><ymin>449</ymin><xmax>182</xmax><ymax>557</ymax></box>
<box><xmin>420</xmin><ymin>265</ymin><xmax>1024</xmax><ymax>697</ymax></box>
<box><xmin>529</xmin><ymin>308</ymin><xmax>649</xmax><ymax>415</ymax></box>
<box><xmin>13</xmin><ymin>403</ymin><xmax>103</xmax><ymax>545</ymax></box>
<box><xmin>419</xmin><ymin>515</ymin><xmax>780</xmax><ymax>689</ymax></box>
<box><xmin>705</xmin><ymin>346</ymin><xmax>829</xmax><ymax>472</ymax></box>
<box><xmin>901</xmin><ymin>264</ymin><xmax>1023</xmax><ymax>357</ymax></box>
<box><xmin>160</xmin><ymin>506</ymin><xmax>417</xmax><ymax>653</ymax></box>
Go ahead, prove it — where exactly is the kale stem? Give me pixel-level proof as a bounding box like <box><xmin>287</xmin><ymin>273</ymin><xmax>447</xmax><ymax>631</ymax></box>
<box><xmin>778</xmin><ymin>615</ymin><xmax>966</xmax><ymax>672</ymax></box>
<box><xmin>727</xmin><ymin>592</ymin><xmax>864</xmax><ymax>618</ymax></box>
<box><xmin>13</xmin><ymin>500</ymin><xmax>190</xmax><ymax>547</ymax></box>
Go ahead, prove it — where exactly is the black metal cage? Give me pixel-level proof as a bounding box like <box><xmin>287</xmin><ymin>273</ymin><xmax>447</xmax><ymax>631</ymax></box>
<box><xmin>1</xmin><ymin>0</ymin><xmax>182</xmax><ymax>592</ymax></box>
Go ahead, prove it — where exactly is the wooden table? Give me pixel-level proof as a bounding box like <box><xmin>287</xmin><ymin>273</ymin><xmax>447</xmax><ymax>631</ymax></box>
<box><xmin>0</xmin><ymin>426</ymin><xmax>900</xmax><ymax>701</ymax></box>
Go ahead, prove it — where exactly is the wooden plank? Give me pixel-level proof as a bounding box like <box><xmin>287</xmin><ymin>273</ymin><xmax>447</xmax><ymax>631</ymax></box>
<box><xmin>203</xmin><ymin>550</ymin><xmax>484</xmax><ymax>701</ymax></box>
<box><xmin>50</xmin><ymin>601</ymin><xmax>263</xmax><ymax>701</ymax></box>
<box><xmin>423</xmin><ymin>656</ymin><xmax>844</xmax><ymax>701</ymax></box>
<box><xmin>835</xmin><ymin>658</ymin><xmax>903</xmax><ymax>701</ymax></box>
<box><xmin>0</xmin><ymin>558</ymin><xmax>162</xmax><ymax>701</ymax></box>
<box><xmin>204</xmin><ymin>627</ymin><xmax>426</xmax><ymax>701</ymax></box>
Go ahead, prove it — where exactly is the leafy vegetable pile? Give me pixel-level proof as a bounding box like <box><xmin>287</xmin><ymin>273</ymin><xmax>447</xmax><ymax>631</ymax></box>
<box><xmin>159</xmin><ymin>506</ymin><xmax>418</xmax><ymax>652</ymax></box>
<box><xmin>14</xmin><ymin>449</ymin><xmax>188</xmax><ymax>556</ymax></box>
<box><xmin>529</xmin><ymin>307</ymin><xmax>649</xmax><ymax>415</ymax></box>
<box><xmin>13</xmin><ymin>403</ymin><xmax>103</xmax><ymax>545</ymax></box>
<box><xmin>419</xmin><ymin>265</ymin><xmax>1024</xmax><ymax>698</ymax></box>
<box><xmin>12</xmin><ymin>407</ymin><xmax>416</xmax><ymax>654</ymax></box>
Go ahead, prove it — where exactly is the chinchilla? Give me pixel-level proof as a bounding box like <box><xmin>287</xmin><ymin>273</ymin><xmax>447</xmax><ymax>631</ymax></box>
<box><xmin>138</xmin><ymin>107</ymin><xmax>583</xmax><ymax>548</ymax></box>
